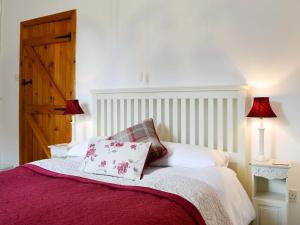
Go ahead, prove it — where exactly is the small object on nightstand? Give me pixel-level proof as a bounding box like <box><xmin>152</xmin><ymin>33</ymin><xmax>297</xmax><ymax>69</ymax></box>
<box><xmin>49</xmin><ymin>143</ymin><xmax>72</xmax><ymax>159</ymax></box>
<box><xmin>250</xmin><ymin>159</ymin><xmax>291</xmax><ymax>225</ymax></box>
<box><xmin>0</xmin><ymin>163</ymin><xmax>14</xmax><ymax>171</ymax></box>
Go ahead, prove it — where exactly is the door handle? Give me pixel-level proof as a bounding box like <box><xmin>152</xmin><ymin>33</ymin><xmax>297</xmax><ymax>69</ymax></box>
<box><xmin>22</xmin><ymin>79</ymin><xmax>32</xmax><ymax>86</ymax></box>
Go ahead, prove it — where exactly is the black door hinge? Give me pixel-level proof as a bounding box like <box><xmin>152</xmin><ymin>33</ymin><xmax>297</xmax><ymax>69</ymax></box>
<box><xmin>22</xmin><ymin>79</ymin><xmax>32</xmax><ymax>86</ymax></box>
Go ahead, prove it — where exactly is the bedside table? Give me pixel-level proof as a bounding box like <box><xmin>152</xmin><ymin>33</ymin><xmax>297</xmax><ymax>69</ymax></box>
<box><xmin>49</xmin><ymin>143</ymin><xmax>71</xmax><ymax>159</ymax></box>
<box><xmin>250</xmin><ymin>160</ymin><xmax>291</xmax><ymax>225</ymax></box>
<box><xmin>0</xmin><ymin>163</ymin><xmax>14</xmax><ymax>171</ymax></box>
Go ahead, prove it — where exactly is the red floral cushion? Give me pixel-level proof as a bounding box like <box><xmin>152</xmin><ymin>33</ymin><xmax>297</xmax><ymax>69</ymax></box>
<box><xmin>81</xmin><ymin>140</ymin><xmax>152</xmax><ymax>180</ymax></box>
<box><xmin>108</xmin><ymin>118</ymin><xmax>167</xmax><ymax>162</ymax></box>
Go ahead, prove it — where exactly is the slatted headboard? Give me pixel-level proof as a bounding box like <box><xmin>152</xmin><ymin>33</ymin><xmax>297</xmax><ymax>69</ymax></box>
<box><xmin>91</xmin><ymin>86</ymin><xmax>250</xmax><ymax>189</ymax></box>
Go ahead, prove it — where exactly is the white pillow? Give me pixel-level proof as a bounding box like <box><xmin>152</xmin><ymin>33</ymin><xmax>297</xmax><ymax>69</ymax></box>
<box><xmin>67</xmin><ymin>136</ymin><xmax>107</xmax><ymax>157</ymax></box>
<box><xmin>150</xmin><ymin>141</ymin><xmax>229</xmax><ymax>168</ymax></box>
<box><xmin>81</xmin><ymin>140</ymin><xmax>151</xmax><ymax>180</ymax></box>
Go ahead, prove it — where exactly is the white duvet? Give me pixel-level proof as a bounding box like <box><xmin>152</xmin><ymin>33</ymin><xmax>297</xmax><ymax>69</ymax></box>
<box><xmin>31</xmin><ymin>158</ymin><xmax>255</xmax><ymax>225</ymax></box>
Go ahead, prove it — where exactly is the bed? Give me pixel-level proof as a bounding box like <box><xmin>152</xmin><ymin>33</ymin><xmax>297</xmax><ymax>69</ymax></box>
<box><xmin>0</xmin><ymin>86</ymin><xmax>255</xmax><ymax>225</ymax></box>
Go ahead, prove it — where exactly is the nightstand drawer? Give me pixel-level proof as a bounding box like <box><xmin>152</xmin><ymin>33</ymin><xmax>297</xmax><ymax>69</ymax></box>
<box><xmin>251</xmin><ymin>166</ymin><xmax>289</xmax><ymax>180</ymax></box>
<box><xmin>256</xmin><ymin>202</ymin><xmax>284</xmax><ymax>225</ymax></box>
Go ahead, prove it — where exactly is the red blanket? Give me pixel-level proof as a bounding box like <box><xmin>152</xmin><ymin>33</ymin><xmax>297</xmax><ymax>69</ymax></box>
<box><xmin>0</xmin><ymin>164</ymin><xmax>206</xmax><ymax>225</ymax></box>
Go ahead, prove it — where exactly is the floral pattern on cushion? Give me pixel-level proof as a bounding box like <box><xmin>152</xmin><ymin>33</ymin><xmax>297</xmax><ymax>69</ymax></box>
<box><xmin>86</xmin><ymin>144</ymin><xmax>97</xmax><ymax>161</ymax></box>
<box><xmin>81</xmin><ymin>140</ymin><xmax>151</xmax><ymax>180</ymax></box>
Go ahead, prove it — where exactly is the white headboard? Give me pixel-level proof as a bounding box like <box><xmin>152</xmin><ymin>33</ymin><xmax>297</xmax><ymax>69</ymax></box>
<box><xmin>91</xmin><ymin>86</ymin><xmax>250</xmax><ymax>189</ymax></box>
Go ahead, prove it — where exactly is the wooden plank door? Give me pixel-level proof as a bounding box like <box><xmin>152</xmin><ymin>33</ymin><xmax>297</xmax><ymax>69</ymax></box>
<box><xmin>19</xmin><ymin>10</ymin><xmax>76</xmax><ymax>164</ymax></box>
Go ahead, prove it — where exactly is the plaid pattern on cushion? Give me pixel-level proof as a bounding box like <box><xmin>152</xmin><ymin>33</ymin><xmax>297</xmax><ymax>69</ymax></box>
<box><xmin>108</xmin><ymin>118</ymin><xmax>167</xmax><ymax>162</ymax></box>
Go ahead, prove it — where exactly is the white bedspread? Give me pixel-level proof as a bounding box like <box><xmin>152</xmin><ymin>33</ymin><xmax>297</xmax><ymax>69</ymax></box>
<box><xmin>31</xmin><ymin>158</ymin><xmax>255</xmax><ymax>225</ymax></box>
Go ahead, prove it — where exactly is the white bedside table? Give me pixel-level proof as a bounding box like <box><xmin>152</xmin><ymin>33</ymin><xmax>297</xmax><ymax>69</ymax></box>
<box><xmin>49</xmin><ymin>143</ymin><xmax>71</xmax><ymax>159</ymax></box>
<box><xmin>0</xmin><ymin>163</ymin><xmax>14</xmax><ymax>171</ymax></box>
<box><xmin>250</xmin><ymin>160</ymin><xmax>291</xmax><ymax>225</ymax></box>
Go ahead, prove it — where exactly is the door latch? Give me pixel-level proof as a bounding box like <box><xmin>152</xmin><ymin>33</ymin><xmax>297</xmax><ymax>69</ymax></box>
<box><xmin>55</xmin><ymin>32</ymin><xmax>72</xmax><ymax>40</ymax></box>
<box><xmin>54</xmin><ymin>108</ymin><xmax>66</xmax><ymax>111</ymax></box>
<box><xmin>22</xmin><ymin>79</ymin><xmax>32</xmax><ymax>86</ymax></box>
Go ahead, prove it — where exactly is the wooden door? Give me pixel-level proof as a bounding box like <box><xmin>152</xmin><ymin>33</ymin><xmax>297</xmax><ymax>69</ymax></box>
<box><xmin>19</xmin><ymin>10</ymin><xmax>76</xmax><ymax>164</ymax></box>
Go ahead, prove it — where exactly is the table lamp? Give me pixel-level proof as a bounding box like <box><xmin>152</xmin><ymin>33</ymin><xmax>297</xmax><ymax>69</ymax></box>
<box><xmin>63</xmin><ymin>99</ymin><xmax>84</xmax><ymax>145</ymax></box>
<box><xmin>247</xmin><ymin>97</ymin><xmax>277</xmax><ymax>162</ymax></box>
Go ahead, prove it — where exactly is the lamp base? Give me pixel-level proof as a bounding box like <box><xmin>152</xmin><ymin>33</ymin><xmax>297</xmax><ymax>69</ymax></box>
<box><xmin>255</xmin><ymin>154</ymin><xmax>269</xmax><ymax>162</ymax></box>
<box><xmin>69</xmin><ymin>116</ymin><xmax>77</xmax><ymax>147</ymax></box>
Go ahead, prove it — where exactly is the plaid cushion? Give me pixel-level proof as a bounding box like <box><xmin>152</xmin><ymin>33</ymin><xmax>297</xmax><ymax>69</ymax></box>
<box><xmin>108</xmin><ymin>118</ymin><xmax>167</xmax><ymax>162</ymax></box>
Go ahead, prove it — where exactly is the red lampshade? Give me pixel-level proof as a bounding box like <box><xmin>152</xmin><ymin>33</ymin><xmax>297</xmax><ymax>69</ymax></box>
<box><xmin>63</xmin><ymin>99</ymin><xmax>84</xmax><ymax>115</ymax></box>
<box><xmin>247</xmin><ymin>97</ymin><xmax>277</xmax><ymax>118</ymax></box>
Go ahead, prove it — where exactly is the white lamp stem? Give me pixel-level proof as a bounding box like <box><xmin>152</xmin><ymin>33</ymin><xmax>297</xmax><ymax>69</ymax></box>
<box><xmin>256</xmin><ymin>118</ymin><xmax>268</xmax><ymax>162</ymax></box>
<box><xmin>70</xmin><ymin>115</ymin><xmax>76</xmax><ymax>146</ymax></box>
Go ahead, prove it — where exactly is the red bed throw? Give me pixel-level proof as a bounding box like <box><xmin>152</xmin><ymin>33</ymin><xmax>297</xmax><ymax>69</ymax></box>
<box><xmin>0</xmin><ymin>165</ymin><xmax>206</xmax><ymax>225</ymax></box>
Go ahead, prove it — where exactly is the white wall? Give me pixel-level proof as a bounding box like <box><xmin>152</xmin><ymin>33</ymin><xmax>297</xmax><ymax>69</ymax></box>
<box><xmin>1</xmin><ymin>0</ymin><xmax>300</xmax><ymax>224</ymax></box>
<box><xmin>0</xmin><ymin>96</ymin><xmax>3</xmax><ymax>163</ymax></box>
<box><xmin>0</xmin><ymin>0</ymin><xmax>4</xmax><ymax>162</ymax></box>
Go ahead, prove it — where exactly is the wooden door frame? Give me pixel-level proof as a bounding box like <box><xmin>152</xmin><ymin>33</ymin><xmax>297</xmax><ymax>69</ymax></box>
<box><xmin>19</xmin><ymin>10</ymin><xmax>76</xmax><ymax>164</ymax></box>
